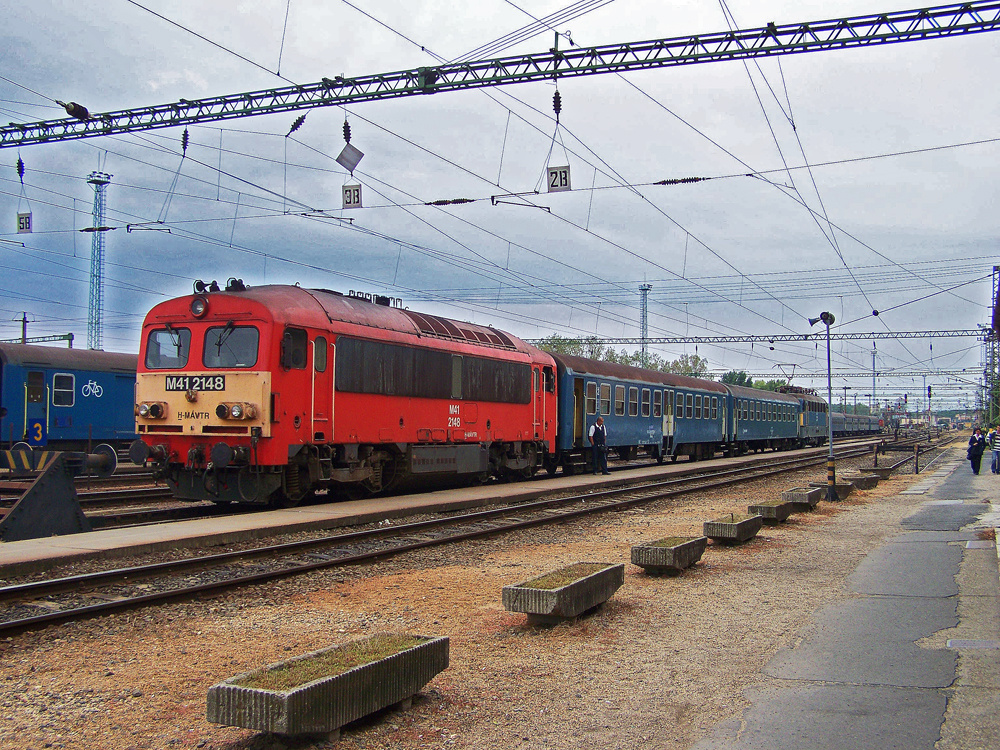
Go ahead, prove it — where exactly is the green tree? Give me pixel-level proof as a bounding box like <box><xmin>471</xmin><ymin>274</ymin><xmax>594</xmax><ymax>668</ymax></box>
<box><xmin>666</xmin><ymin>353</ymin><xmax>711</xmax><ymax>378</ymax></box>
<box><xmin>721</xmin><ymin>370</ymin><xmax>753</xmax><ymax>387</ymax></box>
<box><xmin>751</xmin><ymin>379</ymin><xmax>787</xmax><ymax>392</ymax></box>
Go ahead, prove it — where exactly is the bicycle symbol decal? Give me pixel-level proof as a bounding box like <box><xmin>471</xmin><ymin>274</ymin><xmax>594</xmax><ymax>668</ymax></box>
<box><xmin>81</xmin><ymin>380</ymin><xmax>104</xmax><ymax>398</ymax></box>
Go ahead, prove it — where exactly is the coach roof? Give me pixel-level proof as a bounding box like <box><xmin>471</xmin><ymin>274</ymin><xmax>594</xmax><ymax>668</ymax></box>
<box><xmin>547</xmin><ymin>352</ymin><xmax>728</xmax><ymax>393</ymax></box>
<box><xmin>0</xmin><ymin>343</ymin><xmax>137</xmax><ymax>372</ymax></box>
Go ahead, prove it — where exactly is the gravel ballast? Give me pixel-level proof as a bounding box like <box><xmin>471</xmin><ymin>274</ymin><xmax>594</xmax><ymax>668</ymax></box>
<box><xmin>0</xmin><ymin>459</ymin><xmax>938</xmax><ymax>750</ymax></box>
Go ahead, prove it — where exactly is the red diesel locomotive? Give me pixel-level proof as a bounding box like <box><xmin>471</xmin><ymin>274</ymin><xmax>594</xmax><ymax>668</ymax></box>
<box><xmin>130</xmin><ymin>281</ymin><xmax>557</xmax><ymax>505</ymax></box>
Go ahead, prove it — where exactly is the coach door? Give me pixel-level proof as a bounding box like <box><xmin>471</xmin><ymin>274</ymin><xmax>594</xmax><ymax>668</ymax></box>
<box><xmin>311</xmin><ymin>336</ymin><xmax>332</xmax><ymax>443</ymax></box>
<box><xmin>664</xmin><ymin>389</ymin><xmax>675</xmax><ymax>441</ymax></box>
<box><xmin>24</xmin><ymin>370</ymin><xmax>47</xmax><ymax>444</ymax></box>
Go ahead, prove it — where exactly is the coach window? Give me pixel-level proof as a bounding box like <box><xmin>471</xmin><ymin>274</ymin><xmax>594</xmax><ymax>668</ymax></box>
<box><xmin>653</xmin><ymin>390</ymin><xmax>661</xmax><ymax>418</ymax></box>
<box><xmin>676</xmin><ymin>392</ymin><xmax>684</xmax><ymax>418</ymax></box>
<box><xmin>280</xmin><ymin>327</ymin><xmax>308</xmax><ymax>370</ymax></box>
<box><xmin>686</xmin><ymin>393</ymin><xmax>694</xmax><ymax>419</ymax></box>
<box><xmin>314</xmin><ymin>336</ymin><xmax>327</xmax><ymax>372</ymax></box>
<box><xmin>694</xmin><ymin>395</ymin><xmax>702</xmax><ymax>419</ymax></box>
<box><xmin>145</xmin><ymin>327</ymin><xmax>191</xmax><ymax>369</ymax></box>
<box><xmin>53</xmin><ymin>374</ymin><xmax>75</xmax><ymax>407</ymax></box>
<box><xmin>615</xmin><ymin>385</ymin><xmax>626</xmax><ymax>416</ymax></box>
<box><xmin>205</xmin><ymin>325</ymin><xmax>260</xmax><ymax>368</ymax></box>
<box><xmin>586</xmin><ymin>382</ymin><xmax>598</xmax><ymax>415</ymax></box>
<box><xmin>711</xmin><ymin>397</ymin><xmax>718</xmax><ymax>420</ymax></box>
<box><xmin>600</xmin><ymin>383</ymin><xmax>611</xmax><ymax>415</ymax></box>
<box><xmin>628</xmin><ymin>387</ymin><xmax>639</xmax><ymax>417</ymax></box>
<box><xmin>642</xmin><ymin>388</ymin><xmax>651</xmax><ymax>417</ymax></box>
<box><xmin>26</xmin><ymin>371</ymin><xmax>45</xmax><ymax>404</ymax></box>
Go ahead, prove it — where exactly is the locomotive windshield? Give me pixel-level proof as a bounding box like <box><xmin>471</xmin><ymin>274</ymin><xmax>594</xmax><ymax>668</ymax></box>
<box><xmin>145</xmin><ymin>327</ymin><xmax>191</xmax><ymax>369</ymax></box>
<box><xmin>203</xmin><ymin>325</ymin><xmax>259</xmax><ymax>368</ymax></box>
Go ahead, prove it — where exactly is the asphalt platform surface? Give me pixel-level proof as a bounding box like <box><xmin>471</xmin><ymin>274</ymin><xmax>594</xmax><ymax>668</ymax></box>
<box><xmin>692</xmin><ymin>449</ymin><xmax>1000</xmax><ymax>750</ymax></box>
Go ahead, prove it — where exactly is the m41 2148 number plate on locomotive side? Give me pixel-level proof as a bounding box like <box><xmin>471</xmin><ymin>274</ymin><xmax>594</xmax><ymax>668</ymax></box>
<box><xmin>164</xmin><ymin>375</ymin><xmax>226</xmax><ymax>391</ymax></box>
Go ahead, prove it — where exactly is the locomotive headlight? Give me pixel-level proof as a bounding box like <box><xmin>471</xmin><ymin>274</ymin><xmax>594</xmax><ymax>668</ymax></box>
<box><xmin>137</xmin><ymin>401</ymin><xmax>166</xmax><ymax>419</ymax></box>
<box><xmin>190</xmin><ymin>296</ymin><xmax>208</xmax><ymax>318</ymax></box>
<box><xmin>230</xmin><ymin>404</ymin><xmax>243</xmax><ymax>419</ymax></box>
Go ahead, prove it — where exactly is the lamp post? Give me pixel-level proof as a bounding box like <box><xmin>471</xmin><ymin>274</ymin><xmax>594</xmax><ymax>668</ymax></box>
<box><xmin>810</xmin><ymin>312</ymin><xmax>838</xmax><ymax>502</ymax></box>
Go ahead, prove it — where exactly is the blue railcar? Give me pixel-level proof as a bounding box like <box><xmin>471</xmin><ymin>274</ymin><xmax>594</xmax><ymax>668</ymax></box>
<box><xmin>547</xmin><ymin>353</ymin><xmax>728</xmax><ymax>468</ymax></box>
<box><xmin>722</xmin><ymin>385</ymin><xmax>801</xmax><ymax>454</ymax></box>
<box><xmin>831</xmin><ymin>411</ymin><xmax>882</xmax><ymax>437</ymax></box>
<box><xmin>0</xmin><ymin>343</ymin><xmax>137</xmax><ymax>449</ymax></box>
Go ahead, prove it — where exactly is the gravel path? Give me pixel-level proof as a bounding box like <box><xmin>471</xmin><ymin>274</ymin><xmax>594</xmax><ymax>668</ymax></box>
<box><xmin>0</xmin><ymin>455</ymin><xmax>935</xmax><ymax>750</ymax></box>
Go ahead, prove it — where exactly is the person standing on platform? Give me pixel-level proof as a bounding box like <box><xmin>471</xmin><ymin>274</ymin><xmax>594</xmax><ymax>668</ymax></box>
<box><xmin>968</xmin><ymin>427</ymin><xmax>986</xmax><ymax>475</ymax></box>
<box><xmin>590</xmin><ymin>416</ymin><xmax>609</xmax><ymax>475</ymax></box>
<box><xmin>989</xmin><ymin>426</ymin><xmax>1000</xmax><ymax>475</ymax></box>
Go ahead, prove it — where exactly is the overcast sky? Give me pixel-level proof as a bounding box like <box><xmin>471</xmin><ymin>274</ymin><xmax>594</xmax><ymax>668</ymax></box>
<box><xmin>1</xmin><ymin>0</ymin><xmax>998</xmax><ymax>410</ymax></box>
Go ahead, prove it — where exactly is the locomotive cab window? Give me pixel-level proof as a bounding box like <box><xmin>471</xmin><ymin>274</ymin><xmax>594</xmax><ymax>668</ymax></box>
<box><xmin>53</xmin><ymin>373</ymin><xmax>75</xmax><ymax>407</ymax></box>
<box><xmin>26</xmin><ymin>371</ymin><xmax>45</xmax><ymax>404</ymax></box>
<box><xmin>586</xmin><ymin>382</ymin><xmax>598</xmax><ymax>415</ymax></box>
<box><xmin>145</xmin><ymin>327</ymin><xmax>191</xmax><ymax>369</ymax></box>
<box><xmin>281</xmin><ymin>328</ymin><xmax>308</xmax><ymax>370</ymax></box>
<box><xmin>543</xmin><ymin>366</ymin><xmax>555</xmax><ymax>393</ymax></box>
<box><xmin>204</xmin><ymin>325</ymin><xmax>259</xmax><ymax>368</ymax></box>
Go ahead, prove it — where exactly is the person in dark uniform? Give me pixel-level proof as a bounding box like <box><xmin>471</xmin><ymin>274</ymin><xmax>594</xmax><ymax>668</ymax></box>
<box><xmin>968</xmin><ymin>427</ymin><xmax>986</xmax><ymax>475</ymax></box>
<box><xmin>590</xmin><ymin>416</ymin><xmax>609</xmax><ymax>475</ymax></box>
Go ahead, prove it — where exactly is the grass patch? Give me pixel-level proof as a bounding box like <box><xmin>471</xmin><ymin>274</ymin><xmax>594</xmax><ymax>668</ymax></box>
<box><xmin>520</xmin><ymin>563</ymin><xmax>610</xmax><ymax>590</ymax></box>
<box><xmin>234</xmin><ymin>634</ymin><xmax>427</xmax><ymax>691</ymax></box>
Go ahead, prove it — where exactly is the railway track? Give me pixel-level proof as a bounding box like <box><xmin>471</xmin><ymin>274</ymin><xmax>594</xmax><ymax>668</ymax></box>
<box><xmin>0</xmin><ymin>441</ymin><xmax>896</xmax><ymax>635</ymax></box>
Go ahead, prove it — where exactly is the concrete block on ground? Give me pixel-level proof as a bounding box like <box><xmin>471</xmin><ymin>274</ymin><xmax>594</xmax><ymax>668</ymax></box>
<box><xmin>704</xmin><ymin>513</ymin><xmax>764</xmax><ymax>544</ymax></box>
<box><xmin>782</xmin><ymin>487</ymin><xmax>823</xmax><ymax>511</ymax></box>
<box><xmin>503</xmin><ymin>562</ymin><xmax>624</xmax><ymax>624</ymax></box>
<box><xmin>748</xmin><ymin>500</ymin><xmax>794</xmax><ymax>524</ymax></box>
<box><xmin>206</xmin><ymin>634</ymin><xmax>448</xmax><ymax>736</ymax></box>
<box><xmin>631</xmin><ymin>536</ymin><xmax>707</xmax><ymax>575</ymax></box>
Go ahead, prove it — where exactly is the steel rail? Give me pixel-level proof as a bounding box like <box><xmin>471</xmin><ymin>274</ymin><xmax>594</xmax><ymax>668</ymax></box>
<box><xmin>0</xmin><ymin>443</ymin><xmax>880</xmax><ymax>634</ymax></box>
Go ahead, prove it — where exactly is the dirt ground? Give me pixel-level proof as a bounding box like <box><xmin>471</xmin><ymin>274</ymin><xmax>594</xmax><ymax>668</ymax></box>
<box><xmin>0</xmin><ymin>463</ymin><xmax>938</xmax><ymax>750</ymax></box>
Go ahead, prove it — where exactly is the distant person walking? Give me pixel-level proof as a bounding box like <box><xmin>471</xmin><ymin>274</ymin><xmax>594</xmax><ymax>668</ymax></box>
<box><xmin>589</xmin><ymin>416</ymin><xmax>609</xmax><ymax>475</ymax></box>
<box><xmin>968</xmin><ymin>427</ymin><xmax>986</xmax><ymax>475</ymax></box>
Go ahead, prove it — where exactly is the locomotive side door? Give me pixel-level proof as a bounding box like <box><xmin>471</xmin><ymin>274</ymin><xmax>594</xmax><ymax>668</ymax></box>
<box><xmin>311</xmin><ymin>335</ymin><xmax>333</xmax><ymax>443</ymax></box>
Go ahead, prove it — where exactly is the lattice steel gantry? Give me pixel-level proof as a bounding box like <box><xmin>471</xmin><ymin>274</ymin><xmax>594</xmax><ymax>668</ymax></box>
<box><xmin>984</xmin><ymin>265</ymin><xmax>1000</xmax><ymax>425</ymax></box>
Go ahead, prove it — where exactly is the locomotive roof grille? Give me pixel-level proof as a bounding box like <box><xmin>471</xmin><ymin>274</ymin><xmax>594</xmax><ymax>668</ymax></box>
<box><xmin>401</xmin><ymin>309</ymin><xmax>518</xmax><ymax>351</ymax></box>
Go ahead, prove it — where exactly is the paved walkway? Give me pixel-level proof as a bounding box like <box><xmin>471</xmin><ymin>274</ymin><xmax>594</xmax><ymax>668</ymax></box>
<box><xmin>692</xmin><ymin>450</ymin><xmax>1000</xmax><ymax>750</ymax></box>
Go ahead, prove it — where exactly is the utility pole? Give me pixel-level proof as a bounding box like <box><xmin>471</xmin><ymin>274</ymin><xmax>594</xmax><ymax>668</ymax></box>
<box><xmin>85</xmin><ymin>171</ymin><xmax>112</xmax><ymax>351</ymax></box>
<box><xmin>14</xmin><ymin>312</ymin><xmax>30</xmax><ymax>343</ymax></box>
<box><xmin>872</xmin><ymin>342</ymin><xmax>877</xmax><ymax>416</ymax></box>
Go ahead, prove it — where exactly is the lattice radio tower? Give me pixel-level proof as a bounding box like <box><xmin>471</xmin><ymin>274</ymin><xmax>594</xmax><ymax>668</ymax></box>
<box><xmin>639</xmin><ymin>284</ymin><xmax>652</xmax><ymax>367</ymax></box>
<box><xmin>85</xmin><ymin>171</ymin><xmax>112</xmax><ymax>350</ymax></box>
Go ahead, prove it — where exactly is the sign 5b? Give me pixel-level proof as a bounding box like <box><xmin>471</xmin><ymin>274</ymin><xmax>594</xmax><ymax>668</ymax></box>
<box><xmin>17</xmin><ymin>212</ymin><xmax>32</xmax><ymax>233</ymax></box>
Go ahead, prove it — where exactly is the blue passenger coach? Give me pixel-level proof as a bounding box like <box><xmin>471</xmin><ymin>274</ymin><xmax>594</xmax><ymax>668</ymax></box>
<box><xmin>0</xmin><ymin>343</ymin><xmax>137</xmax><ymax>448</ymax></box>
<box><xmin>547</xmin><ymin>353</ymin><xmax>728</xmax><ymax>469</ymax></box>
<box><xmin>722</xmin><ymin>384</ymin><xmax>800</xmax><ymax>454</ymax></box>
